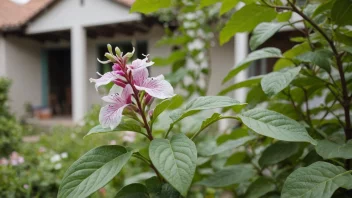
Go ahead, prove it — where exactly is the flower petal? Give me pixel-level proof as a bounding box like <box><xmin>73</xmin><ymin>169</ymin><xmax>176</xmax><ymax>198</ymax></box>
<box><xmin>129</xmin><ymin>58</ymin><xmax>154</xmax><ymax>70</ymax></box>
<box><xmin>99</xmin><ymin>104</ymin><xmax>128</xmax><ymax>129</ymax></box>
<box><xmin>102</xmin><ymin>84</ymin><xmax>133</xmax><ymax>104</ymax></box>
<box><xmin>132</xmin><ymin>67</ymin><xmax>149</xmax><ymax>86</ymax></box>
<box><xmin>135</xmin><ymin>75</ymin><xmax>175</xmax><ymax>99</ymax></box>
<box><xmin>89</xmin><ymin>71</ymin><xmax>119</xmax><ymax>90</ymax></box>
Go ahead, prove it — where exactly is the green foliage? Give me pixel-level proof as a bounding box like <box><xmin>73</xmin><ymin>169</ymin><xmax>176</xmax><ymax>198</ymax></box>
<box><xmin>250</xmin><ymin>22</ymin><xmax>285</xmax><ymax>50</ymax></box>
<box><xmin>316</xmin><ymin>140</ymin><xmax>352</xmax><ymax>159</ymax></box>
<box><xmin>220</xmin><ymin>4</ymin><xmax>277</xmax><ymax>44</ymax></box>
<box><xmin>115</xmin><ymin>183</ymin><xmax>149</xmax><ymax>198</ymax></box>
<box><xmin>58</xmin><ymin>146</ymin><xmax>132</xmax><ymax>198</ymax></box>
<box><xmin>245</xmin><ymin>177</ymin><xmax>276</xmax><ymax>198</ymax></box>
<box><xmin>196</xmin><ymin>164</ymin><xmax>256</xmax><ymax>187</ymax></box>
<box><xmin>281</xmin><ymin>162</ymin><xmax>352</xmax><ymax>198</ymax></box>
<box><xmin>149</xmin><ymin>134</ymin><xmax>197</xmax><ymax>196</ymax></box>
<box><xmin>130</xmin><ymin>0</ymin><xmax>172</xmax><ymax>14</ymax></box>
<box><xmin>239</xmin><ymin>109</ymin><xmax>317</xmax><ymax>145</ymax></box>
<box><xmin>0</xmin><ymin>78</ymin><xmax>22</xmax><ymax>156</ymax></box>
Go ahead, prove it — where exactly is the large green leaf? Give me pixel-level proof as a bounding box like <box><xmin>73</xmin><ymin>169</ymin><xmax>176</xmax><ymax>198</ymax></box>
<box><xmin>219</xmin><ymin>0</ymin><xmax>240</xmax><ymax>15</ymax></box>
<box><xmin>274</xmin><ymin>42</ymin><xmax>310</xmax><ymax>71</ymax></box>
<box><xmin>219</xmin><ymin>4</ymin><xmax>277</xmax><ymax>45</ymax></box>
<box><xmin>58</xmin><ymin>146</ymin><xmax>132</xmax><ymax>198</ymax></box>
<box><xmin>223</xmin><ymin>47</ymin><xmax>282</xmax><ymax>83</ymax></box>
<box><xmin>245</xmin><ymin>177</ymin><xmax>276</xmax><ymax>198</ymax></box>
<box><xmin>85</xmin><ymin>118</ymin><xmax>142</xmax><ymax>138</ymax></box>
<box><xmin>259</xmin><ymin>141</ymin><xmax>300</xmax><ymax>167</ymax></box>
<box><xmin>196</xmin><ymin>164</ymin><xmax>256</xmax><ymax>187</ymax></box>
<box><xmin>130</xmin><ymin>0</ymin><xmax>172</xmax><ymax>14</ymax></box>
<box><xmin>281</xmin><ymin>161</ymin><xmax>352</xmax><ymax>198</ymax></box>
<box><xmin>152</xmin><ymin>95</ymin><xmax>183</xmax><ymax>123</ymax></box>
<box><xmin>115</xmin><ymin>183</ymin><xmax>149</xmax><ymax>198</ymax></box>
<box><xmin>261</xmin><ymin>67</ymin><xmax>301</xmax><ymax>96</ymax></box>
<box><xmin>208</xmin><ymin>136</ymin><xmax>255</xmax><ymax>156</ymax></box>
<box><xmin>238</xmin><ymin>109</ymin><xmax>317</xmax><ymax>145</ymax></box>
<box><xmin>250</xmin><ymin>22</ymin><xmax>285</xmax><ymax>50</ymax></box>
<box><xmin>169</xmin><ymin>96</ymin><xmax>245</xmax><ymax>127</ymax></box>
<box><xmin>297</xmin><ymin>49</ymin><xmax>333</xmax><ymax>72</ymax></box>
<box><xmin>316</xmin><ymin>139</ymin><xmax>352</xmax><ymax>159</ymax></box>
<box><xmin>219</xmin><ymin>76</ymin><xmax>262</xmax><ymax>95</ymax></box>
<box><xmin>312</xmin><ymin>0</ymin><xmax>335</xmax><ymax>18</ymax></box>
<box><xmin>149</xmin><ymin>134</ymin><xmax>197</xmax><ymax>197</ymax></box>
<box><xmin>331</xmin><ymin>0</ymin><xmax>352</xmax><ymax>26</ymax></box>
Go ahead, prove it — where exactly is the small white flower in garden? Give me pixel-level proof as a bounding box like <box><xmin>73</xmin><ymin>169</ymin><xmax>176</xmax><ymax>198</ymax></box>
<box><xmin>9</xmin><ymin>151</ymin><xmax>24</xmax><ymax>166</ymax></box>
<box><xmin>122</xmin><ymin>131</ymin><xmax>136</xmax><ymax>143</ymax></box>
<box><xmin>61</xmin><ymin>152</ymin><xmax>68</xmax><ymax>159</ymax></box>
<box><xmin>109</xmin><ymin>140</ymin><xmax>117</xmax><ymax>145</ymax></box>
<box><xmin>23</xmin><ymin>184</ymin><xmax>29</xmax><ymax>189</ymax></box>
<box><xmin>54</xmin><ymin>163</ymin><xmax>62</xmax><ymax>170</ymax></box>
<box><xmin>50</xmin><ymin>154</ymin><xmax>61</xmax><ymax>163</ymax></box>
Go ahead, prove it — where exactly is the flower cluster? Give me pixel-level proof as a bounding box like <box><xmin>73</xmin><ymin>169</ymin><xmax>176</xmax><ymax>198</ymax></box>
<box><xmin>90</xmin><ymin>45</ymin><xmax>175</xmax><ymax>132</ymax></box>
<box><xmin>0</xmin><ymin>151</ymin><xmax>24</xmax><ymax>166</ymax></box>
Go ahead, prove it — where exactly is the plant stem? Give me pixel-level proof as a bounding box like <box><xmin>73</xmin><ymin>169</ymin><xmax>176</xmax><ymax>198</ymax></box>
<box><xmin>133</xmin><ymin>153</ymin><xmax>163</xmax><ymax>182</ymax></box>
<box><xmin>287</xmin><ymin>0</ymin><xmax>352</xmax><ymax>169</ymax></box>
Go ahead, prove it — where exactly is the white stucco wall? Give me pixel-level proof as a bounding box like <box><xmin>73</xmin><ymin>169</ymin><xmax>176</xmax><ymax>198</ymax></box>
<box><xmin>4</xmin><ymin>36</ymin><xmax>42</xmax><ymax>116</ymax></box>
<box><xmin>0</xmin><ymin>35</ymin><xmax>6</xmax><ymax>76</ymax></box>
<box><xmin>26</xmin><ymin>0</ymin><xmax>140</xmax><ymax>34</ymax></box>
<box><xmin>208</xmin><ymin>38</ymin><xmax>235</xmax><ymax>96</ymax></box>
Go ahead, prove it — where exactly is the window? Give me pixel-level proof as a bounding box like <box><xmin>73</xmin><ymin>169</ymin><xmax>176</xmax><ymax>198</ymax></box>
<box><xmin>97</xmin><ymin>40</ymin><xmax>148</xmax><ymax>74</ymax></box>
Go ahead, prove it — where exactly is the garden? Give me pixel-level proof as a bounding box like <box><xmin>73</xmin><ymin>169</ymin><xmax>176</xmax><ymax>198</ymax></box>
<box><xmin>1</xmin><ymin>0</ymin><xmax>352</xmax><ymax>197</ymax></box>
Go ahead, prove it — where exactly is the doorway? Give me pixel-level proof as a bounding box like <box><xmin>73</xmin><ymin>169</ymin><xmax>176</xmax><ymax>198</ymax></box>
<box><xmin>47</xmin><ymin>49</ymin><xmax>71</xmax><ymax>116</ymax></box>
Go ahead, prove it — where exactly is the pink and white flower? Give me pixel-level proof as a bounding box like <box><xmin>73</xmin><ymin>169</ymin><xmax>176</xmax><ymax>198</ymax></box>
<box><xmin>127</xmin><ymin>57</ymin><xmax>154</xmax><ymax>71</ymax></box>
<box><xmin>99</xmin><ymin>84</ymin><xmax>133</xmax><ymax>129</ymax></box>
<box><xmin>89</xmin><ymin>71</ymin><xmax>121</xmax><ymax>90</ymax></box>
<box><xmin>133</xmin><ymin>68</ymin><xmax>174</xmax><ymax>99</ymax></box>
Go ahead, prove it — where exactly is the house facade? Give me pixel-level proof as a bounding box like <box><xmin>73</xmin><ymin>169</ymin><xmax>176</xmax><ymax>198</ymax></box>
<box><xmin>0</xmin><ymin>0</ymin><xmax>301</xmax><ymax>122</ymax></box>
<box><xmin>0</xmin><ymin>0</ymin><xmax>240</xmax><ymax>122</ymax></box>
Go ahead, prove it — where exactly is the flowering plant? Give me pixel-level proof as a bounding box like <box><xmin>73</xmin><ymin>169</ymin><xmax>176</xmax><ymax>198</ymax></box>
<box><xmin>58</xmin><ymin>45</ymin><xmax>248</xmax><ymax>197</ymax></box>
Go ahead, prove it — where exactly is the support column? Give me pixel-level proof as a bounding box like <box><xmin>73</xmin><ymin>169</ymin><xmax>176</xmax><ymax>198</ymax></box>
<box><xmin>233</xmin><ymin>32</ymin><xmax>249</xmax><ymax>102</ymax></box>
<box><xmin>71</xmin><ymin>25</ymin><xmax>87</xmax><ymax>122</ymax></box>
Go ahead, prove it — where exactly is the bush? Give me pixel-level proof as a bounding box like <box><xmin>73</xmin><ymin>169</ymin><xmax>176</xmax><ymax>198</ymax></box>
<box><xmin>0</xmin><ymin>78</ymin><xmax>22</xmax><ymax>157</ymax></box>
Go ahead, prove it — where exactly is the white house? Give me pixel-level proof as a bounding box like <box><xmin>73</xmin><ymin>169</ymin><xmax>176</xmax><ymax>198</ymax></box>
<box><xmin>0</xmin><ymin>0</ymin><xmax>299</xmax><ymax>122</ymax></box>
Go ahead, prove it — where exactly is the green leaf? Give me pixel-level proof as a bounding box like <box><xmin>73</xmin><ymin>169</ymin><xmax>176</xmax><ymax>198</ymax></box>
<box><xmin>152</xmin><ymin>95</ymin><xmax>183</xmax><ymax>123</ymax></box>
<box><xmin>277</xmin><ymin>11</ymin><xmax>292</xmax><ymax>22</ymax></box>
<box><xmin>245</xmin><ymin>177</ymin><xmax>276</xmax><ymax>198</ymax></box>
<box><xmin>219</xmin><ymin>0</ymin><xmax>240</xmax><ymax>16</ymax></box>
<box><xmin>130</xmin><ymin>0</ymin><xmax>172</xmax><ymax>14</ymax></box>
<box><xmin>115</xmin><ymin>183</ymin><xmax>149</xmax><ymax>198</ymax></box>
<box><xmin>145</xmin><ymin>176</ymin><xmax>161</xmax><ymax>196</ymax></box>
<box><xmin>316</xmin><ymin>139</ymin><xmax>352</xmax><ymax>159</ymax></box>
<box><xmin>281</xmin><ymin>161</ymin><xmax>352</xmax><ymax>198</ymax></box>
<box><xmin>160</xmin><ymin>183</ymin><xmax>180</xmax><ymax>198</ymax></box>
<box><xmin>208</xmin><ymin>136</ymin><xmax>255</xmax><ymax>156</ymax></box>
<box><xmin>220</xmin><ymin>76</ymin><xmax>263</xmax><ymax>96</ymax></box>
<box><xmin>312</xmin><ymin>0</ymin><xmax>335</xmax><ymax>18</ymax></box>
<box><xmin>238</xmin><ymin>109</ymin><xmax>317</xmax><ymax>145</ymax></box>
<box><xmin>274</xmin><ymin>42</ymin><xmax>310</xmax><ymax>71</ymax></box>
<box><xmin>58</xmin><ymin>146</ymin><xmax>132</xmax><ymax>198</ymax></box>
<box><xmin>250</xmin><ymin>23</ymin><xmax>285</xmax><ymax>50</ymax></box>
<box><xmin>169</xmin><ymin>96</ymin><xmax>245</xmax><ymax>126</ymax></box>
<box><xmin>197</xmin><ymin>113</ymin><xmax>222</xmax><ymax>133</ymax></box>
<box><xmin>85</xmin><ymin>118</ymin><xmax>142</xmax><ymax>138</ymax></box>
<box><xmin>149</xmin><ymin>134</ymin><xmax>197</xmax><ymax>197</ymax></box>
<box><xmin>153</xmin><ymin>51</ymin><xmax>187</xmax><ymax>66</ymax></box>
<box><xmin>223</xmin><ymin>48</ymin><xmax>282</xmax><ymax>83</ymax></box>
<box><xmin>261</xmin><ymin>67</ymin><xmax>301</xmax><ymax>96</ymax></box>
<box><xmin>196</xmin><ymin>164</ymin><xmax>256</xmax><ymax>187</ymax></box>
<box><xmin>331</xmin><ymin>0</ymin><xmax>352</xmax><ymax>26</ymax></box>
<box><xmin>297</xmin><ymin>49</ymin><xmax>333</xmax><ymax>72</ymax></box>
<box><xmin>219</xmin><ymin>4</ymin><xmax>277</xmax><ymax>45</ymax></box>
<box><xmin>259</xmin><ymin>141</ymin><xmax>300</xmax><ymax>167</ymax></box>
<box><xmin>200</xmin><ymin>0</ymin><xmax>219</xmax><ymax>8</ymax></box>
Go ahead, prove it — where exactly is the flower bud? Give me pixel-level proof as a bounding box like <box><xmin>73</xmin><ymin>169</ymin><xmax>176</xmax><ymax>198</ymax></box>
<box><xmin>115</xmin><ymin>47</ymin><xmax>121</xmax><ymax>57</ymax></box>
<box><xmin>104</xmin><ymin>53</ymin><xmax>117</xmax><ymax>63</ymax></box>
<box><xmin>145</xmin><ymin>94</ymin><xmax>154</xmax><ymax>106</ymax></box>
<box><xmin>107</xmin><ymin>44</ymin><xmax>113</xmax><ymax>54</ymax></box>
<box><xmin>123</xmin><ymin>47</ymin><xmax>135</xmax><ymax>59</ymax></box>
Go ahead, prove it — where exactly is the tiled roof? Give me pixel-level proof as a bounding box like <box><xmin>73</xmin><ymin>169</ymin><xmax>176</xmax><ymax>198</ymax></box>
<box><xmin>0</xmin><ymin>0</ymin><xmax>136</xmax><ymax>31</ymax></box>
<box><xmin>0</xmin><ymin>0</ymin><xmax>55</xmax><ymax>30</ymax></box>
